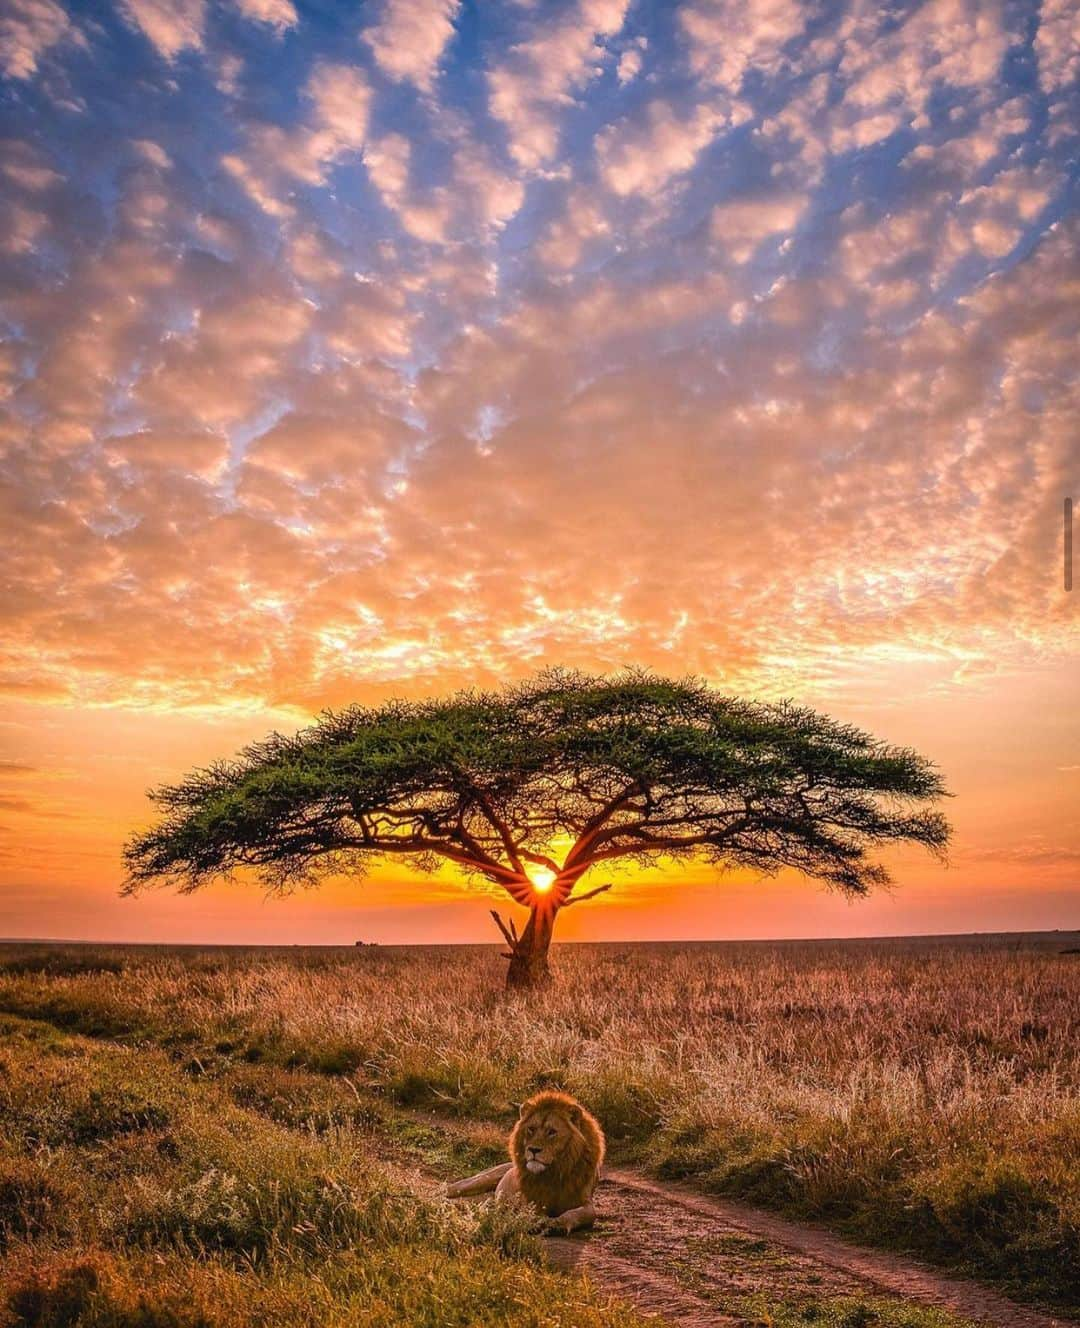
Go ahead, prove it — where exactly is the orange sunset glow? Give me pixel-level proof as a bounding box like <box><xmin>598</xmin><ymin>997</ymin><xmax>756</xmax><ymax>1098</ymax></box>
<box><xmin>0</xmin><ymin>0</ymin><xmax>1077</xmax><ymax>946</ymax></box>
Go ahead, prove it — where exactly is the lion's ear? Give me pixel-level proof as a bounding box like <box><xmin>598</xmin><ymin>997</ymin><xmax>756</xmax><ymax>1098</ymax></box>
<box><xmin>566</xmin><ymin>1103</ymin><xmax>582</xmax><ymax>1124</ymax></box>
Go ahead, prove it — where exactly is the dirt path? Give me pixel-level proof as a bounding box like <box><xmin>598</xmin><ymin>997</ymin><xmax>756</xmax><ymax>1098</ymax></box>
<box><xmin>401</xmin><ymin>1107</ymin><xmax>1068</xmax><ymax>1328</ymax></box>
<box><xmin>539</xmin><ymin>1167</ymin><xmax>1068</xmax><ymax>1327</ymax></box>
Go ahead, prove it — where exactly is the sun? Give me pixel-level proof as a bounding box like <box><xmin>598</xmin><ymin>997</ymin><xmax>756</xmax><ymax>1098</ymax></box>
<box><xmin>527</xmin><ymin>866</ymin><xmax>557</xmax><ymax>894</ymax></box>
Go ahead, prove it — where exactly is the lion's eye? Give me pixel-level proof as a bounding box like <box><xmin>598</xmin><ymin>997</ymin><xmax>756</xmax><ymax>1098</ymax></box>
<box><xmin>547</xmin><ymin>1128</ymin><xmax>556</xmax><ymax>1137</ymax></box>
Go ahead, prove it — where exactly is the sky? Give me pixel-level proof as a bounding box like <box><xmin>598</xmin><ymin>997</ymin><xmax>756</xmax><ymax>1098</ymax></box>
<box><xmin>0</xmin><ymin>0</ymin><xmax>1077</xmax><ymax>946</ymax></box>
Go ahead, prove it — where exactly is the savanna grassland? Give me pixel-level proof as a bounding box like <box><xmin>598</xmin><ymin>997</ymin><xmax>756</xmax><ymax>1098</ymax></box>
<box><xmin>0</xmin><ymin>934</ymin><xmax>1077</xmax><ymax>1327</ymax></box>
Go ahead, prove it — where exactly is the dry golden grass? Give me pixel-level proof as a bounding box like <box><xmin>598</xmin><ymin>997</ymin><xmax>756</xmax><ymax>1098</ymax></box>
<box><xmin>1</xmin><ymin>934</ymin><xmax>1077</xmax><ymax>1311</ymax></box>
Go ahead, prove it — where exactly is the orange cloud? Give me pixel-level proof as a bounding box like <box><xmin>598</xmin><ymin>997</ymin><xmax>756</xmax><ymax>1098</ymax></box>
<box><xmin>0</xmin><ymin>0</ymin><xmax>1076</xmax><ymax>943</ymax></box>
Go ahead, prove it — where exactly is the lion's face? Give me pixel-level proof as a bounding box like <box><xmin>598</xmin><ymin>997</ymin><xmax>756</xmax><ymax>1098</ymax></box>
<box><xmin>509</xmin><ymin>1091</ymin><xmax>604</xmax><ymax>1216</ymax></box>
<box><xmin>517</xmin><ymin>1103</ymin><xmax>577</xmax><ymax>1174</ymax></box>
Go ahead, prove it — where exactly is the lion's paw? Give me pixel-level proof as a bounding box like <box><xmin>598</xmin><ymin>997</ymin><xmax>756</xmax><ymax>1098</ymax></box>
<box><xmin>542</xmin><ymin>1217</ymin><xmax>572</xmax><ymax>1236</ymax></box>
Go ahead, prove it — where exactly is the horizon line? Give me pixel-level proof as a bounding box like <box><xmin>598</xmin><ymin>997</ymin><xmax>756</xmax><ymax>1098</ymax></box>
<box><xmin>1</xmin><ymin>927</ymin><xmax>1077</xmax><ymax>949</ymax></box>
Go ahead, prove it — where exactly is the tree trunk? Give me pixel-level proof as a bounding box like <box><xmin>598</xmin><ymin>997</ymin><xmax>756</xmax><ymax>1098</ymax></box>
<box><xmin>505</xmin><ymin>903</ymin><xmax>556</xmax><ymax>989</ymax></box>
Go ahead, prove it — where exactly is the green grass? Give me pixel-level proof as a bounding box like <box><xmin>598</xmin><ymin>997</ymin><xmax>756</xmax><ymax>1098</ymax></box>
<box><xmin>1</xmin><ymin>1245</ymin><xmax>647</xmax><ymax>1328</ymax></box>
<box><xmin>727</xmin><ymin>1297</ymin><xmax>980</xmax><ymax>1328</ymax></box>
<box><xmin>0</xmin><ymin>1015</ymin><xmax>655</xmax><ymax>1328</ymax></box>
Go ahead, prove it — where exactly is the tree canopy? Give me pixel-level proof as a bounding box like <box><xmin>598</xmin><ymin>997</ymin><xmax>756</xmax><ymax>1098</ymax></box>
<box><xmin>124</xmin><ymin>670</ymin><xmax>950</xmax><ymax>983</ymax></box>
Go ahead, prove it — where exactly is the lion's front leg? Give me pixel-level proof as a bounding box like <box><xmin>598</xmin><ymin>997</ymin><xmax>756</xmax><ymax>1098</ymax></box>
<box><xmin>494</xmin><ymin>1166</ymin><xmax>521</xmax><ymax>1199</ymax></box>
<box><xmin>446</xmin><ymin>1162</ymin><xmax>513</xmax><ymax>1198</ymax></box>
<box><xmin>545</xmin><ymin>1201</ymin><xmax>596</xmax><ymax>1235</ymax></box>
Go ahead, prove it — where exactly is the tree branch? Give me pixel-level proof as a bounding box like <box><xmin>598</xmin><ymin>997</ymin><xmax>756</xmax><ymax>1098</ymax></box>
<box><xmin>353</xmin><ymin>798</ymin><xmax>523</xmax><ymax>883</ymax></box>
<box><xmin>469</xmin><ymin>787</ymin><xmax>526</xmax><ymax>874</ymax></box>
<box><xmin>562</xmin><ymin>882</ymin><xmax>612</xmax><ymax>907</ymax></box>
<box><xmin>519</xmin><ymin>848</ymin><xmax>562</xmax><ymax>873</ymax></box>
<box><xmin>571</xmin><ymin>817</ymin><xmax>753</xmax><ymax>868</ymax></box>
<box><xmin>490</xmin><ymin>909</ymin><xmax>521</xmax><ymax>954</ymax></box>
<box><xmin>347</xmin><ymin>834</ymin><xmax>528</xmax><ymax>887</ymax></box>
<box><xmin>562</xmin><ymin>782</ymin><xmax>643</xmax><ymax>870</ymax></box>
<box><xmin>575</xmin><ymin>830</ymin><xmax>733</xmax><ymax>867</ymax></box>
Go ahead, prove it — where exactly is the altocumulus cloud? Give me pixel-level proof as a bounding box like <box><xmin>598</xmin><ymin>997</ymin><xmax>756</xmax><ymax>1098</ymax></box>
<box><xmin>0</xmin><ymin>0</ymin><xmax>1076</xmax><ymax>714</ymax></box>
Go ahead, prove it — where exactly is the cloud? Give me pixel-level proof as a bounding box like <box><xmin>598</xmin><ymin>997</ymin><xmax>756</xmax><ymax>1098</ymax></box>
<box><xmin>536</xmin><ymin>186</ymin><xmax>610</xmax><ymax>269</ymax></box>
<box><xmin>838</xmin><ymin>0</ymin><xmax>1009</xmax><ymax>116</ymax></box>
<box><xmin>756</xmin><ymin>1</ymin><xmax>1015</xmax><ymax>182</ymax></box>
<box><xmin>0</xmin><ymin>0</ymin><xmax>79</xmax><ymax>79</ymax></box>
<box><xmin>305</xmin><ymin>62</ymin><xmax>372</xmax><ymax>157</ymax></box>
<box><xmin>710</xmin><ymin>191</ymin><xmax>807</xmax><ymax>263</ymax></box>
<box><xmin>132</xmin><ymin>139</ymin><xmax>172</xmax><ymax>169</ymax></box>
<box><xmin>1035</xmin><ymin>0</ymin><xmax>1080</xmax><ymax>96</ymax></box>
<box><xmin>365</xmin><ymin>133</ymin><xmax>413</xmax><ymax>212</ymax></box>
<box><xmin>488</xmin><ymin>0</ymin><xmax>629</xmax><ymax>169</ymax></box>
<box><xmin>118</xmin><ymin>0</ymin><xmax>206</xmax><ymax>60</ymax></box>
<box><xmin>0</xmin><ymin>0</ymin><xmax>1075</xmax><ymax>947</ymax></box>
<box><xmin>223</xmin><ymin>62</ymin><xmax>372</xmax><ymax>215</ymax></box>
<box><xmin>234</xmin><ymin>0</ymin><xmax>297</xmax><ymax>32</ymax></box>
<box><xmin>452</xmin><ymin>141</ymin><xmax>525</xmax><ymax>233</ymax></box>
<box><xmin>596</xmin><ymin>98</ymin><xmax>733</xmax><ymax>197</ymax></box>
<box><xmin>0</xmin><ymin>0</ymin><xmax>1075</xmax><ymax>728</ymax></box>
<box><xmin>616</xmin><ymin>37</ymin><xmax>646</xmax><ymax>85</ymax></box>
<box><xmin>679</xmin><ymin>0</ymin><xmax>807</xmax><ymax>93</ymax></box>
<box><xmin>962</xmin><ymin>838</ymin><xmax>1080</xmax><ymax>867</ymax></box>
<box><xmin>103</xmin><ymin>430</ymin><xmax>229</xmax><ymax>480</ymax></box>
<box><xmin>363</xmin><ymin>0</ymin><xmax>460</xmax><ymax>92</ymax></box>
<box><xmin>365</xmin><ymin>132</ymin><xmax>453</xmax><ymax>242</ymax></box>
<box><xmin>242</xmin><ymin>406</ymin><xmax>411</xmax><ymax>494</ymax></box>
<box><xmin>322</xmin><ymin>277</ymin><xmax>413</xmax><ymax>360</ymax></box>
<box><xmin>902</xmin><ymin>97</ymin><xmax>1033</xmax><ymax>184</ymax></box>
<box><xmin>365</xmin><ymin>128</ymin><xmax>523</xmax><ymax>243</ymax></box>
<box><xmin>136</xmin><ymin>281</ymin><xmax>318</xmax><ymax>427</ymax></box>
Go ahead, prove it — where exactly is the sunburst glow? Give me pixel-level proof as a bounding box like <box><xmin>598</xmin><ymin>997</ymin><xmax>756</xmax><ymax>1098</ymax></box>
<box><xmin>528</xmin><ymin>867</ymin><xmax>557</xmax><ymax>894</ymax></box>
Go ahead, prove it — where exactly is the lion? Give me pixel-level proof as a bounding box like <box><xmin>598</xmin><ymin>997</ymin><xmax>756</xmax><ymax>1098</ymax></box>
<box><xmin>446</xmin><ymin>1090</ymin><xmax>604</xmax><ymax>1234</ymax></box>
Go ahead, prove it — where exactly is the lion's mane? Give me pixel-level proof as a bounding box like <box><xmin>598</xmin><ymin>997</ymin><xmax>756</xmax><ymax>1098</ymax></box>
<box><xmin>509</xmin><ymin>1090</ymin><xmax>605</xmax><ymax>1218</ymax></box>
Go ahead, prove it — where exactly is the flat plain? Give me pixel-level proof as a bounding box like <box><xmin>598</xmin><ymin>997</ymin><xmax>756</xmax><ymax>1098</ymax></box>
<box><xmin>0</xmin><ymin>933</ymin><xmax>1076</xmax><ymax>1327</ymax></box>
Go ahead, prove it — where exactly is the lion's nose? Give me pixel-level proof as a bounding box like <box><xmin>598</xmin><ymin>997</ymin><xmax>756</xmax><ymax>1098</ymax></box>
<box><xmin>527</xmin><ymin>1146</ymin><xmax>540</xmax><ymax>1156</ymax></box>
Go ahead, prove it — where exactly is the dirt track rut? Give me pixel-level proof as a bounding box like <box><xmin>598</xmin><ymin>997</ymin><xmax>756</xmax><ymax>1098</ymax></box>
<box><xmin>539</xmin><ymin>1168</ymin><xmax>1068</xmax><ymax>1328</ymax></box>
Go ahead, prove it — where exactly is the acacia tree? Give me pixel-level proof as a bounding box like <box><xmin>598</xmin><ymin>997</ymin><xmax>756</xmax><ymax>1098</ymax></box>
<box><xmin>124</xmin><ymin>670</ymin><xmax>950</xmax><ymax>988</ymax></box>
